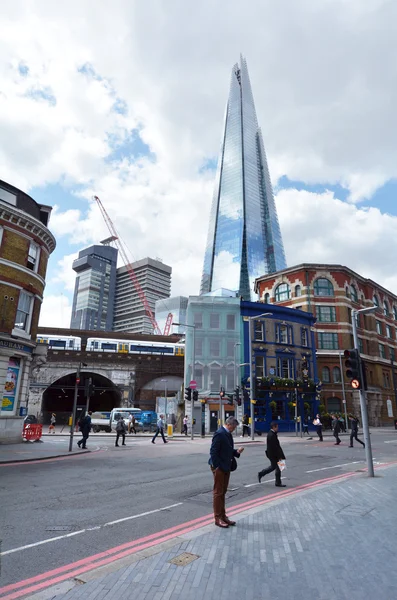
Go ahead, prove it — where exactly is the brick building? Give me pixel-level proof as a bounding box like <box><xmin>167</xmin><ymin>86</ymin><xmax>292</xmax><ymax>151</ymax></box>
<box><xmin>254</xmin><ymin>264</ymin><xmax>397</xmax><ymax>426</ymax></box>
<box><xmin>0</xmin><ymin>180</ymin><xmax>55</xmax><ymax>442</ymax></box>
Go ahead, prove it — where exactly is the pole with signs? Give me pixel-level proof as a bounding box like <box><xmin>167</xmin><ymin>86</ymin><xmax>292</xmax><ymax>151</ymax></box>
<box><xmin>69</xmin><ymin>362</ymin><xmax>87</xmax><ymax>452</ymax></box>
<box><xmin>339</xmin><ymin>351</ymin><xmax>349</xmax><ymax>431</ymax></box>
<box><xmin>351</xmin><ymin>307</ymin><xmax>376</xmax><ymax>477</ymax></box>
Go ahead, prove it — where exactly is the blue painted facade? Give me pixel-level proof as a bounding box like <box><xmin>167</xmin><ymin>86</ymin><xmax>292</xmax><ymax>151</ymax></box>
<box><xmin>240</xmin><ymin>301</ymin><xmax>319</xmax><ymax>433</ymax></box>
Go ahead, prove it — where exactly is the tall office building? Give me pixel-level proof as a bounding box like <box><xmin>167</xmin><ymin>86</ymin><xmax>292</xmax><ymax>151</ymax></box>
<box><xmin>113</xmin><ymin>258</ymin><xmax>172</xmax><ymax>334</ymax></box>
<box><xmin>155</xmin><ymin>296</ymin><xmax>188</xmax><ymax>335</ymax></box>
<box><xmin>70</xmin><ymin>244</ymin><xmax>118</xmax><ymax>331</ymax></box>
<box><xmin>200</xmin><ymin>55</ymin><xmax>287</xmax><ymax>300</ymax></box>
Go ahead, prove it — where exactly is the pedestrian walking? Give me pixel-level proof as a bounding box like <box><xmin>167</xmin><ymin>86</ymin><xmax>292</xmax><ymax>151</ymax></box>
<box><xmin>349</xmin><ymin>415</ymin><xmax>365</xmax><ymax>448</ymax></box>
<box><xmin>303</xmin><ymin>416</ymin><xmax>310</xmax><ymax>435</ymax></box>
<box><xmin>77</xmin><ymin>411</ymin><xmax>92</xmax><ymax>449</ymax></box>
<box><xmin>115</xmin><ymin>417</ymin><xmax>127</xmax><ymax>446</ymax></box>
<box><xmin>332</xmin><ymin>413</ymin><xmax>341</xmax><ymax>445</ymax></box>
<box><xmin>183</xmin><ymin>415</ymin><xmax>188</xmax><ymax>436</ymax></box>
<box><xmin>48</xmin><ymin>413</ymin><xmax>56</xmax><ymax>434</ymax></box>
<box><xmin>151</xmin><ymin>414</ymin><xmax>168</xmax><ymax>444</ymax></box>
<box><xmin>128</xmin><ymin>413</ymin><xmax>137</xmax><ymax>434</ymax></box>
<box><xmin>339</xmin><ymin>415</ymin><xmax>346</xmax><ymax>433</ymax></box>
<box><xmin>208</xmin><ymin>416</ymin><xmax>244</xmax><ymax>528</ymax></box>
<box><xmin>313</xmin><ymin>414</ymin><xmax>323</xmax><ymax>441</ymax></box>
<box><xmin>258</xmin><ymin>422</ymin><xmax>286</xmax><ymax>487</ymax></box>
<box><xmin>241</xmin><ymin>414</ymin><xmax>250</xmax><ymax>437</ymax></box>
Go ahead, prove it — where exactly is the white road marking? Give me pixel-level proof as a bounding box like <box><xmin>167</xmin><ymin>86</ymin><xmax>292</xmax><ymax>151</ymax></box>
<box><xmin>306</xmin><ymin>461</ymin><xmax>363</xmax><ymax>473</ymax></box>
<box><xmin>244</xmin><ymin>477</ymin><xmax>285</xmax><ymax>488</ymax></box>
<box><xmin>384</xmin><ymin>440</ymin><xmax>397</xmax><ymax>444</ymax></box>
<box><xmin>0</xmin><ymin>502</ymin><xmax>183</xmax><ymax>557</ymax></box>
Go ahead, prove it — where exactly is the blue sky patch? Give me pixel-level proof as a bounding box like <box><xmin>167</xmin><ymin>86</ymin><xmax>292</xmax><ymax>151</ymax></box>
<box><xmin>106</xmin><ymin>129</ymin><xmax>154</xmax><ymax>163</ymax></box>
<box><xmin>25</xmin><ymin>86</ymin><xmax>56</xmax><ymax>106</ymax></box>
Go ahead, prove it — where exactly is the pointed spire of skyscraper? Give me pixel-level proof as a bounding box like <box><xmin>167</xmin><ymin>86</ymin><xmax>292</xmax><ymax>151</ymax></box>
<box><xmin>200</xmin><ymin>56</ymin><xmax>287</xmax><ymax>299</ymax></box>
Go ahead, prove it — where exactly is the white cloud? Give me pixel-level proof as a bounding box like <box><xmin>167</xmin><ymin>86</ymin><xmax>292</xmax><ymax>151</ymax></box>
<box><xmin>39</xmin><ymin>294</ymin><xmax>72</xmax><ymax>328</ymax></box>
<box><xmin>277</xmin><ymin>188</ymin><xmax>397</xmax><ymax>293</ymax></box>
<box><xmin>2</xmin><ymin>0</ymin><xmax>397</xmax><ymax>324</ymax></box>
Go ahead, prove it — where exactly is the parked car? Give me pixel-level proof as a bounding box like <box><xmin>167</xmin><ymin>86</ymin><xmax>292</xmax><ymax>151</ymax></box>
<box><xmin>137</xmin><ymin>411</ymin><xmax>157</xmax><ymax>432</ymax></box>
<box><xmin>91</xmin><ymin>411</ymin><xmax>111</xmax><ymax>433</ymax></box>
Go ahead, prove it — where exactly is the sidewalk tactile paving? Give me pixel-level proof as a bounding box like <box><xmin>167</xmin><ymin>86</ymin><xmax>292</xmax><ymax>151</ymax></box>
<box><xmin>36</xmin><ymin>465</ymin><xmax>397</xmax><ymax>600</ymax></box>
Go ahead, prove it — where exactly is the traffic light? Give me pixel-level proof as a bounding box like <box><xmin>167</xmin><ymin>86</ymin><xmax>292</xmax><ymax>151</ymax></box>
<box><xmin>185</xmin><ymin>387</ymin><xmax>192</xmax><ymax>402</ymax></box>
<box><xmin>219</xmin><ymin>387</ymin><xmax>225</xmax><ymax>398</ymax></box>
<box><xmin>344</xmin><ymin>349</ymin><xmax>362</xmax><ymax>389</ymax></box>
<box><xmin>192</xmin><ymin>390</ymin><xmax>199</xmax><ymax>402</ymax></box>
<box><xmin>84</xmin><ymin>378</ymin><xmax>94</xmax><ymax>397</ymax></box>
<box><xmin>235</xmin><ymin>387</ymin><xmax>241</xmax><ymax>406</ymax></box>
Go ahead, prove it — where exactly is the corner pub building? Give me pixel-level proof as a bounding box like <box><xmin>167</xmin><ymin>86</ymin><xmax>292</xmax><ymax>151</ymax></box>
<box><xmin>0</xmin><ymin>180</ymin><xmax>55</xmax><ymax>443</ymax></box>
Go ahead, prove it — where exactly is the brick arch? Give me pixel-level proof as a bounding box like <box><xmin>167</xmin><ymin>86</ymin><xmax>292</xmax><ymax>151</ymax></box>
<box><xmin>44</xmin><ymin>368</ymin><xmax>112</xmax><ymax>389</ymax></box>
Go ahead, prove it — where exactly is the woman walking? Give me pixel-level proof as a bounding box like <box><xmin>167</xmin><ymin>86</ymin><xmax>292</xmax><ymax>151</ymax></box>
<box><xmin>48</xmin><ymin>413</ymin><xmax>56</xmax><ymax>434</ymax></box>
<box><xmin>313</xmin><ymin>414</ymin><xmax>323</xmax><ymax>441</ymax></box>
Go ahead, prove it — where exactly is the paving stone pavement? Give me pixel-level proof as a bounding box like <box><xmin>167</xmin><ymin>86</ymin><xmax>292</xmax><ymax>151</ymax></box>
<box><xmin>39</xmin><ymin>465</ymin><xmax>397</xmax><ymax>600</ymax></box>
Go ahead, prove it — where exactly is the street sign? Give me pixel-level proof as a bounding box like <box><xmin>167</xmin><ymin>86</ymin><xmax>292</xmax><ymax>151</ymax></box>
<box><xmin>189</xmin><ymin>380</ymin><xmax>197</xmax><ymax>390</ymax></box>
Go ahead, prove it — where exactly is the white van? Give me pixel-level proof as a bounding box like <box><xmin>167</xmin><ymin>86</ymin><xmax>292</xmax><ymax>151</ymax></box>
<box><xmin>110</xmin><ymin>408</ymin><xmax>142</xmax><ymax>432</ymax></box>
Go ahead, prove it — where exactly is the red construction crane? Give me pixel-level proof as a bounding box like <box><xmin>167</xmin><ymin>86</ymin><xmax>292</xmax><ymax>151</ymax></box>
<box><xmin>93</xmin><ymin>195</ymin><xmax>164</xmax><ymax>335</ymax></box>
<box><xmin>163</xmin><ymin>312</ymin><xmax>173</xmax><ymax>336</ymax></box>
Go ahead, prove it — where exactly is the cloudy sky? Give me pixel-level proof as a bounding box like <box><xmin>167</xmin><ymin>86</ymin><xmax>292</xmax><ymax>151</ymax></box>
<box><xmin>1</xmin><ymin>0</ymin><xmax>397</xmax><ymax>327</ymax></box>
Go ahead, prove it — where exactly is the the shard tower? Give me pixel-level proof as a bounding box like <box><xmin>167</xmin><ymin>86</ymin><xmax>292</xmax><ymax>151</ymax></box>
<box><xmin>200</xmin><ymin>56</ymin><xmax>287</xmax><ymax>300</ymax></box>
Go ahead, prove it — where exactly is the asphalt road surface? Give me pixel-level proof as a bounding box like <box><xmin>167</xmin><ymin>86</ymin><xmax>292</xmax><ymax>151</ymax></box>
<box><xmin>1</xmin><ymin>429</ymin><xmax>397</xmax><ymax>590</ymax></box>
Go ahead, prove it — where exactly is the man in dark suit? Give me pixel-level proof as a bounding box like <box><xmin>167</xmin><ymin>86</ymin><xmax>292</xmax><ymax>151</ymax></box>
<box><xmin>332</xmin><ymin>414</ymin><xmax>341</xmax><ymax>445</ymax></box>
<box><xmin>209</xmin><ymin>416</ymin><xmax>244</xmax><ymax>528</ymax></box>
<box><xmin>77</xmin><ymin>411</ymin><xmax>92</xmax><ymax>449</ymax></box>
<box><xmin>258</xmin><ymin>421</ymin><xmax>286</xmax><ymax>487</ymax></box>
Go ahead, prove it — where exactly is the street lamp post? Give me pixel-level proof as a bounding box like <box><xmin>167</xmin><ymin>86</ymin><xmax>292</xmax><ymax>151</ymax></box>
<box><xmin>351</xmin><ymin>306</ymin><xmax>377</xmax><ymax>477</ymax></box>
<box><xmin>173</xmin><ymin>322</ymin><xmax>196</xmax><ymax>440</ymax></box>
<box><xmin>247</xmin><ymin>312</ymin><xmax>272</xmax><ymax>441</ymax></box>
<box><xmin>69</xmin><ymin>361</ymin><xmax>87</xmax><ymax>452</ymax></box>
<box><xmin>338</xmin><ymin>351</ymin><xmax>349</xmax><ymax>431</ymax></box>
<box><xmin>234</xmin><ymin>342</ymin><xmax>241</xmax><ymax>437</ymax></box>
<box><xmin>161</xmin><ymin>379</ymin><xmax>168</xmax><ymax>421</ymax></box>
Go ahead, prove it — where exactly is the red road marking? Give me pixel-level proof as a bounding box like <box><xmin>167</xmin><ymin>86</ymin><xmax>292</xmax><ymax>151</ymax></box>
<box><xmin>1</xmin><ymin>461</ymin><xmax>396</xmax><ymax>600</ymax></box>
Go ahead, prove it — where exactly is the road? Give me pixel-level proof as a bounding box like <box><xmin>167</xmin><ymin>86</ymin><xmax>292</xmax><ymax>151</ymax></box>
<box><xmin>1</xmin><ymin>429</ymin><xmax>397</xmax><ymax>592</ymax></box>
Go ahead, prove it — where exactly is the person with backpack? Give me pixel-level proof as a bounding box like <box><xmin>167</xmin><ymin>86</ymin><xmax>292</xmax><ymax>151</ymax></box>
<box><xmin>115</xmin><ymin>416</ymin><xmax>127</xmax><ymax>447</ymax></box>
<box><xmin>128</xmin><ymin>413</ymin><xmax>137</xmax><ymax>435</ymax></box>
<box><xmin>77</xmin><ymin>411</ymin><xmax>92</xmax><ymax>449</ymax></box>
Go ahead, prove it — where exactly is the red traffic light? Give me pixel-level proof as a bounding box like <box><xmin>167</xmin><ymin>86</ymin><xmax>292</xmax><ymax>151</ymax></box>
<box><xmin>76</xmin><ymin>378</ymin><xmax>80</xmax><ymax>384</ymax></box>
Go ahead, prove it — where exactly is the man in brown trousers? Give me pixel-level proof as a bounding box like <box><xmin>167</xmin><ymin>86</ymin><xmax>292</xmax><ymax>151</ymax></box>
<box><xmin>209</xmin><ymin>416</ymin><xmax>244</xmax><ymax>528</ymax></box>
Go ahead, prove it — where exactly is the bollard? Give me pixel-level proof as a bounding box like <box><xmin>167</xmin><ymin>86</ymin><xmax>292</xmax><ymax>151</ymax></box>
<box><xmin>167</xmin><ymin>424</ymin><xmax>173</xmax><ymax>438</ymax></box>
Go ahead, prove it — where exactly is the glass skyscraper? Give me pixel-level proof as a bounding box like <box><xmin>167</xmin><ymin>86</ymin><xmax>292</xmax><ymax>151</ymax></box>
<box><xmin>200</xmin><ymin>56</ymin><xmax>287</xmax><ymax>300</ymax></box>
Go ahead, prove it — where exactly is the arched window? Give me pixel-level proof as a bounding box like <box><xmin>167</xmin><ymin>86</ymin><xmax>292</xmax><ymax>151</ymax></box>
<box><xmin>373</xmin><ymin>294</ymin><xmax>379</xmax><ymax>307</ymax></box>
<box><xmin>295</xmin><ymin>285</ymin><xmax>302</xmax><ymax>297</ymax></box>
<box><xmin>327</xmin><ymin>397</ymin><xmax>342</xmax><ymax>413</ymax></box>
<box><xmin>321</xmin><ymin>366</ymin><xmax>330</xmax><ymax>383</ymax></box>
<box><xmin>350</xmin><ymin>285</ymin><xmax>358</xmax><ymax>303</ymax></box>
<box><xmin>332</xmin><ymin>366</ymin><xmax>341</xmax><ymax>383</ymax></box>
<box><xmin>314</xmin><ymin>278</ymin><xmax>334</xmax><ymax>297</ymax></box>
<box><xmin>275</xmin><ymin>283</ymin><xmax>290</xmax><ymax>302</ymax></box>
<box><xmin>384</xmin><ymin>300</ymin><xmax>390</xmax><ymax>317</ymax></box>
<box><xmin>264</xmin><ymin>292</ymin><xmax>270</xmax><ymax>304</ymax></box>
<box><xmin>345</xmin><ymin>286</ymin><xmax>350</xmax><ymax>298</ymax></box>
<box><xmin>393</xmin><ymin>305</ymin><xmax>397</xmax><ymax>321</ymax></box>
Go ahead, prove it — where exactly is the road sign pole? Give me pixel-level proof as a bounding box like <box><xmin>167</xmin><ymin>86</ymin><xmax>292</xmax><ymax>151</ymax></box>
<box><xmin>352</xmin><ymin>310</ymin><xmax>374</xmax><ymax>477</ymax></box>
<box><xmin>69</xmin><ymin>362</ymin><xmax>81</xmax><ymax>452</ymax></box>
